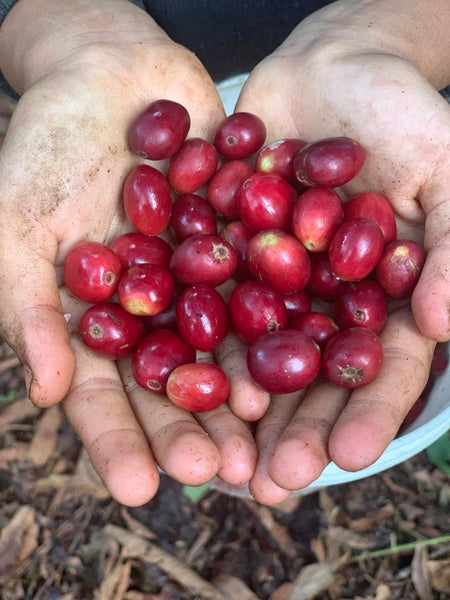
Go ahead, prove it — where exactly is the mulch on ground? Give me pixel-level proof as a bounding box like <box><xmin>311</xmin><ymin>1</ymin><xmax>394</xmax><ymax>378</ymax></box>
<box><xmin>1</xmin><ymin>338</ymin><xmax>449</xmax><ymax>600</ymax></box>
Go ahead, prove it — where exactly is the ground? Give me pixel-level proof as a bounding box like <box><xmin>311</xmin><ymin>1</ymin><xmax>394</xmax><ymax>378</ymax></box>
<box><xmin>0</xmin><ymin>337</ymin><xmax>449</xmax><ymax>600</ymax></box>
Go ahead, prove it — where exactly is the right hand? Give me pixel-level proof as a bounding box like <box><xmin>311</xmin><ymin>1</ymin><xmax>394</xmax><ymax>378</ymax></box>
<box><xmin>227</xmin><ymin>0</ymin><xmax>450</xmax><ymax>504</ymax></box>
<box><xmin>0</xmin><ymin>0</ymin><xmax>257</xmax><ymax>505</ymax></box>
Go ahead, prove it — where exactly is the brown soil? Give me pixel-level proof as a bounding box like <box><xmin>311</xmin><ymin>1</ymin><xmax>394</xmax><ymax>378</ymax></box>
<box><xmin>1</xmin><ymin>338</ymin><xmax>449</xmax><ymax>600</ymax></box>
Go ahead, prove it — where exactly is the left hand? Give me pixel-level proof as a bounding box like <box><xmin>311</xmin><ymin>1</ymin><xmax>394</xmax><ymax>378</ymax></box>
<box><xmin>0</xmin><ymin>0</ymin><xmax>258</xmax><ymax>505</ymax></box>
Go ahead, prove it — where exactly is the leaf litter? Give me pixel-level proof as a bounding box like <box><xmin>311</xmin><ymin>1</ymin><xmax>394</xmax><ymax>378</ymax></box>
<box><xmin>0</xmin><ymin>335</ymin><xmax>449</xmax><ymax>600</ymax></box>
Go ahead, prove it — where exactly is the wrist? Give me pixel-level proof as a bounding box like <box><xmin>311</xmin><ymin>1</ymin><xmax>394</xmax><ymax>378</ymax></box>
<box><xmin>283</xmin><ymin>0</ymin><xmax>450</xmax><ymax>89</ymax></box>
<box><xmin>0</xmin><ymin>0</ymin><xmax>167</xmax><ymax>94</ymax></box>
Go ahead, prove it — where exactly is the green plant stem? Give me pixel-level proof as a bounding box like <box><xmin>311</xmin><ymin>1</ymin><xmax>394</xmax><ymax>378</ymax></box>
<box><xmin>349</xmin><ymin>534</ymin><xmax>450</xmax><ymax>563</ymax></box>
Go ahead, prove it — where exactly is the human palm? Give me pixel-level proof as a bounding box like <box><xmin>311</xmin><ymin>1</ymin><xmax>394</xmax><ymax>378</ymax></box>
<box><xmin>0</xmin><ymin>40</ymin><xmax>259</xmax><ymax>506</ymax></box>
<box><xmin>234</xmin><ymin>44</ymin><xmax>450</xmax><ymax>503</ymax></box>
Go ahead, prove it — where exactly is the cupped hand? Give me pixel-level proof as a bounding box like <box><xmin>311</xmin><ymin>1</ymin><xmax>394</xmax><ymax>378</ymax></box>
<box><xmin>0</xmin><ymin>20</ymin><xmax>257</xmax><ymax>505</ymax></box>
<box><xmin>230</xmin><ymin>15</ymin><xmax>450</xmax><ymax>503</ymax></box>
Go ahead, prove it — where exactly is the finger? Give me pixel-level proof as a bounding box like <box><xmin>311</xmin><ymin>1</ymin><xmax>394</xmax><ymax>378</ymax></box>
<box><xmin>412</xmin><ymin>189</ymin><xmax>450</xmax><ymax>341</ymax></box>
<box><xmin>249</xmin><ymin>392</ymin><xmax>304</xmax><ymax>505</ymax></box>
<box><xmin>329</xmin><ymin>306</ymin><xmax>435</xmax><ymax>472</ymax></box>
<box><xmin>63</xmin><ymin>337</ymin><xmax>159</xmax><ymax>507</ymax></box>
<box><xmin>119</xmin><ymin>359</ymin><xmax>221</xmax><ymax>486</ymax></box>
<box><xmin>195</xmin><ymin>404</ymin><xmax>257</xmax><ymax>485</ymax></box>
<box><xmin>215</xmin><ymin>333</ymin><xmax>271</xmax><ymax>421</ymax></box>
<box><xmin>268</xmin><ymin>383</ymin><xmax>349</xmax><ymax>490</ymax></box>
<box><xmin>193</xmin><ymin>350</ymin><xmax>257</xmax><ymax>485</ymax></box>
<box><xmin>0</xmin><ymin>225</ymin><xmax>75</xmax><ymax>407</ymax></box>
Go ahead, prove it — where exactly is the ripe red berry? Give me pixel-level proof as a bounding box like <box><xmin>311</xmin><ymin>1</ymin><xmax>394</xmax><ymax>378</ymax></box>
<box><xmin>123</xmin><ymin>164</ymin><xmax>172</xmax><ymax>235</ymax></box>
<box><xmin>145</xmin><ymin>290</ymin><xmax>179</xmax><ymax>332</ymax></box>
<box><xmin>64</xmin><ymin>240</ymin><xmax>122</xmax><ymax>303</ymax></box>
<box><xmin>176</xmin><ymin>284</ymin><xmax>228</xmax><ymax>351</ymax></box>
<box><xmin>282</xmin><ymin>290</ymin><xmax>312</xmax><ymax>320</ymax></box>
<box><xmin>166</xmin><ymin>362</ymin><xmax>230</xmax><ymax>412</ymax></box>
<box><xmin>328</xmin><ymin>218</ymin><xmax>385</xmax><ymax>281</ymax></box>
<box><xmin>400</xmin><ymin>396</ymin><xmax>426</xmax><ymax>431</ymax></box>
<box><xmin>117</xmin><ymin>264</ymin><xmax>174</xmax><ymax>316</ymax></box>
<box><xmin>207</xmin><ymin>160</ymin><xmax>254</xmax><ymax>220</ymax></box>
<box><xmin>247</xmin><ymin>329</ymin><xmax>321</xmax><ymax>394</ymax></box>
<box><xmin>214</xmin><ymin>112</ymin><xmax>266</xmax><ymax>159</ymax></box>
<box><xmin>343</xmin><ymin>192</ymin><xmax>397</xmax><ymax>244</ymax></box>
<box><xmin>131</xmin><ymin>329</ymin><xmax>196</xmax><ymax>394</ymax></box>
<box><xmin>229</xmin><ymin>280</ymin><xmax>287</xmax><ymax>344</ymax></box>
<box><xmin>294</xmin><ymin>136</ymin><xmax>366</xmax><ymax>188</ymax></box>
<box><xmin>290</xmin><ymin>311</ymin><xmax>339</xmax><ymax>348</ymax></box>
<box><xmin>247</xmin><ymin>230</ymin><xmax>311</xmax><ymax>293</ymax></box>
<box><xmin>430</xmin><ymin>343</ymin><xmax>449</xmax><ymax>375</ymax></box>
<box><xmin>128</xmin><ymin>98</ymin><xmax>190</xmax><ymax>160</ymax></box>
<box><xmin>169</xmin><ymin>234</ymin><xmax>237</xmax><ymax>286</ymax></box>
<box><xmin>219</xmin><ymin>220</ymin><xmax>254</xmax><ymax>282</ymax></box>
<box><xmin>255</xmin><ymin>138</ymin><xmax>306</xmax><ymax>183</ymax></box>
<box><xmin>237</xmin><ymin>172</ymin><xmax>297</xmax><ymax>232</ymax></box>
<box><xmin>68</xmin><ymin>104</ymin><xmax>402</xmax><ymax>403</ymax></box>
<box><xmin>110</xmin><ymin>232</ymin><xmax>173</xmax><ymax>270</ymax></box>
<box><xmin>168</xmin><ymin>137</ymin><xmax>218</xmax><ymax>193</ymax></box>
<box><xmin>307</xmin><ymin>252</ymin><xmax>347</xmax><ymax>301</ymax></box>
<box><xmin>322</xmin><ymin>327</ymin><xmax>383</xmax><ymax>388</ymax></box>
<box><xmin>334</xmin><ymin>279</ymin><xmax>388</xmax><ymax>334</ymax></box>
<box><xmin>375</xmin><ymin>239</ymin><xmax>426</xmax><ymax>299</ymax></box>
<box><xmin>78</xmin><ymin>302</ymin><xmax>145</xmax><ymax>359</ymax></box>
<box><xmin>292</xmin><ymin>187</ymin><xmax>344</xmax><ymax>252</ymax></box>
<box><xmin>169</xmin><ymin>193</ymin><xmax>218</xmax><ymax>243</ymax></box>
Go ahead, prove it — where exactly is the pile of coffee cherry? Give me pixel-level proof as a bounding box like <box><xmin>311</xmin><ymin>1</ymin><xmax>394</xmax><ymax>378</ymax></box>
<box><xmin>63</xmin><ymin>99</ymin><xmax>427</xmax><ymax>414</ymax></box>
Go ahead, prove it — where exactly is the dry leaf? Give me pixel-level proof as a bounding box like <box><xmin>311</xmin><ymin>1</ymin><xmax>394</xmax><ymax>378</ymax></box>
<box><xmin>271</xmin><ymin>495</ymin><xmax>303</xmax><ymax>514</ymax></box>
<box><xmin>319</xmin><ymin>489</ymin><xmax>338</xmax><ymax>524</ymax></box>
<box><xmin>310</xmin><ymin>537</ymin><xmax>327</xmax><ymax>563</ymax></box>
<box><xmin>427</xmin><ymin>558</ymin><xmax>450</xmax><ymax>593</ymax></box>
<box><xmin>0</xmin><ymin>442</ymin><xmax>28</xmax><ymax>467</ymax></box>
<box><xmin>290</xmin><ymin>563</ymin><xmax>335</xmax><ymax>600</ymax></box>
<box><xmin>33</xmin><ymin>473</ymin><xmax>71</xmax><ymax>493</ymax></box>
<box><xmin>105</xmin><ymin>524</ymin><xmax>224</xmax><ymax>600</ymax></box>
<box><xmin>212</xmin><ymin>574</ymin><xmax>259</xmax><ymax>599</ymax></box>
<box><xmin>120</xmin><ymin>507</ymin><xmax>157</xmax><ymax>541</ymax></box>
<box><xmin>66</xmin><ymin>448</ymin><xmax>110</xmax><ymax>500</ymax></box>
<box><xmin>0</xmin><ymin>505</ymin><xmax>39</xmax><ymax>578</ymax></box>
<box><xmin>243</xmin><ymin>499</ymin><xmax>298</xmax><ymax>558</ymax></box>
<box><xmin>185</xmin><ymin>521</ymin><xmax>215</xmax><ymax>565</ymax></box>
<box><xmin>374</xmin><ymin>583</ymin><xmax>391</xmax><ymax>600</ymax></box>
<box><xmin>349</xmin><ymin>504</ymin><xmax>395</xmax><ymax>533</ymax></box>
<box><xmin>94</xmin><ymin>559</ymin><xmax>131</xmax><ymax>600</ymax></box>
<box><xmin>28</xmin><ymin>405</ymin><xmax>62</xmax><ymax>465</ymax></box>
<box><xmin>0</xmin><ymin>354</ymin><xmax>20</xmax><ymax>374</ymax></box>
<box><xmin>411</xmin><ymin>545</ymin><xmax>433</xmax><ymax>600</ymax></box>
<box><xmin>0</xmin><ymin>396</ymin><xmax>39</xmax><ymax>429</ymax></box>
<box><xmin>269</xmin><ymin>582</ymin><xmax>294</xmax><ymax>600</ymax></box>
<box><xmin>327</xmin><ymin>526</ymin><xmax>380</xmax><ymax>551</ymax></box>
<box><xmin>382</xmin><ymin>473</ymin><xmax>419</xmax><ymax>499</ymax></box>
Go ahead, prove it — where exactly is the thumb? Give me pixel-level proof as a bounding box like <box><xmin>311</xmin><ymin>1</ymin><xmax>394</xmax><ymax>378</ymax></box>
<box><xmin>0</xmin><ymin>224</ymin><xmax>75</xmax><ymax>406</ymax></box>
<box><xmin>412</xmin><ymin>172</ymin><xmax>450</xmax><ymax>341</ymax></box>
<box><xmin>234</xmin><ymin>65</ymin><xmax>293</xmax><ymax>142</ymax></box>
